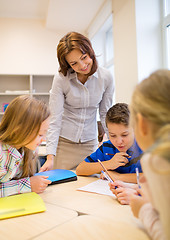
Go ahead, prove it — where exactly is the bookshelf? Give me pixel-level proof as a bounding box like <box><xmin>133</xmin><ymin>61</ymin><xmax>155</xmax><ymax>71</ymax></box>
<box><xmin>0</xmin><ymin>74</ymin><xmax>54</xmax><ymax>121</ymax></box>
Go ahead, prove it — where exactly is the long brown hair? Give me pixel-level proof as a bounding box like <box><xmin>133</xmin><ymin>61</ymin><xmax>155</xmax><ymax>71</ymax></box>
<box><xmin>57</xmin><ymin>31</ymin><xmax>98</xmax><ymax>76</ymax></box>
<box><xmin>0</xmin><ymin>95</ymin><xmax>50</xmax><ymax>177</ymax></box>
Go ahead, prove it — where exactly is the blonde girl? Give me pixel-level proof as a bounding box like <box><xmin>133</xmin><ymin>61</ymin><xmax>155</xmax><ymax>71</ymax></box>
<box><xmin>130</xmin><ymin>70</ymin><xmax>170</xmax><ymax>240</ymax></box>
<box><xmin>0</xmin><ymin>95</ymin><xmax>51</xmax><ymax>197</ymax></box>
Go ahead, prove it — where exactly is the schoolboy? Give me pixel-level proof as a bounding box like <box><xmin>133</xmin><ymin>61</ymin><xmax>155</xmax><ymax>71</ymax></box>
<box><xmin>76</xmin><ymin>103</ymin><xmax>143</xmax><ymax>183</ymax></box>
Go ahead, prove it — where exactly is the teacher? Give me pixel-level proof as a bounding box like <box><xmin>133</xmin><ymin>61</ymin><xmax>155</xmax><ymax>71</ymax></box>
<box><xmin>40</xmin><ymin>31</ymin><xmax>114</xmax><ymax>170</ymax></box>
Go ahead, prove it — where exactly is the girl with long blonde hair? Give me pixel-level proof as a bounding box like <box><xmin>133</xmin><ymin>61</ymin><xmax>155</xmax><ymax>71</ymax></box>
<box><xmin>0</xmin><ymin>95</ymin><xmax>51</xmax><ymax>197</ymax></box>
<box><xmin>130</xmin><ymin>70</ymin><xmax>170</xmax><ymax>240</ymax></box>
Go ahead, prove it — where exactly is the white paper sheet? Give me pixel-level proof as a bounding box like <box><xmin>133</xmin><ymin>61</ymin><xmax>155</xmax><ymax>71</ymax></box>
<box><xmin>77</xmin><ymin>179</ymin><xmax>116</xmax><ymax>197</ymax></box>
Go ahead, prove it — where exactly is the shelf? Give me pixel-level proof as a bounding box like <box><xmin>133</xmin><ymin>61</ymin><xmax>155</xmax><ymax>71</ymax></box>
<box><xmin>0</xmin><ymin>74</ymin><xmax>54</xmax><ymax>121</ymax></box>
<box><xmin>32</xmin><ymin>92</ymin><xmax>50</xmax><ymax>95</ymax></box>
<box><xmin>0</xmin><ymin>92</ymin><xmax>30</xmax><ymax>95</ymax></box>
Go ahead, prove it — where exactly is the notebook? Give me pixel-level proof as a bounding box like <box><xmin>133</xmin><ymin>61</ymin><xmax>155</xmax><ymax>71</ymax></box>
<box><xmin>0</xmin><ymin>192</ymin><xmax>46</xmax><ymax>220</ymax></box>
<box><xmin>35</xmin><ymin>169</ymin><xmax>77</xmax><ymax>185</ymax></box>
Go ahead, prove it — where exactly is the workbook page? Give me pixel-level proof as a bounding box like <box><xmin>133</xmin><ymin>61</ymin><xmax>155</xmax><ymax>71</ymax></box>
<box><xmin>77</xmin><ymin>179</ymin><xmax>115</xmax><ymax>197</ymax></box>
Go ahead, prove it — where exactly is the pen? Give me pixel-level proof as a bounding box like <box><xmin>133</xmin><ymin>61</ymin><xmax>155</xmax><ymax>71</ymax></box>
<box><xmin>135</xmin><ymin>167</ymin><xmax>141</xmax><ymax>189</ymax></box>
<box><xmin>101</xmin><ymin>170</ymin><xmax>113</xmax><ymax>183</ymax></box>
<box><xmin>135</xmin><ymin>167</ymin><xmax>141</xmax><ymax>196</ymax></box>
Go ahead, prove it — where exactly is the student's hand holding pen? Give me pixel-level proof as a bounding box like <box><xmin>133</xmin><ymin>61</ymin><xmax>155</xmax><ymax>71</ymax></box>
<box><xmin>105</xmin><ymin>152</ymin><xmax>130</xmax><ymax>170</ymax></box>
<box><xmin>110</xmin><ymin>184</ymin><xmax>138</xmax><ymax>205</ymax></box>
<box><xmin>130</xmin><ymin>189</ymin><xmax>149</xmax><ymax>218</ymax></box>
<box><xmin>109</xmin><ymin>180</ymin><xmax>139</xmax><ymax>205</ymax></box>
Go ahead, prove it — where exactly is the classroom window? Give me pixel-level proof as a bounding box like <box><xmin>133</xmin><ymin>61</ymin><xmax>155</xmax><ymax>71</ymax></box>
<box><xmin>91</xmin><ymin>14</ymin><xmax>114</xmax><ymax>95</ymax></box>
<box><xmin>106</xmin><ymin>26</ymin><xmax>114</xmax><ymax>64</ymax></box>
<box><xmin>163</xmin><ymin>0</ymin><xmax>170</xmax><ymax>69</ymax></box>
<box><xmin>164</xmin><ymin>0</ymin><xmax>170</xmax><ymax>16</ymax></box>
<box><xmin>91</xmin><ymin>14</ymin><xmax>114</xmax><ymax>70</ymax></box>
<box><xmin>90</xmin><ymin>14</ymin><xmax>114</xmax><ymax>121</ymax></box>
<box><xmin>167</xmin><ymin>25</ymin><xmax>170</xmax><ymax>68</ymax></box>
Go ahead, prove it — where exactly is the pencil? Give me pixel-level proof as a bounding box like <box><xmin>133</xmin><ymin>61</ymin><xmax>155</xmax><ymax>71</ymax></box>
<box><xmin>97</xmin><ymin>159</ymin><xmax>115</xmax><ymax>183</ymax></box>
<box><xmin>105</xmin><ymin>153</ymin><xmax>131</xmax><ymax>158</ymax></box>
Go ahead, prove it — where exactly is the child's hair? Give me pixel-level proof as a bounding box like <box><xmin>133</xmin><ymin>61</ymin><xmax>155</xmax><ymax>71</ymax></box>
<box><xmin>105</xmin><ymin>103</ymin><xmax>130</xmax><ymax>127</ymax></box>
<box><xmin>57</xmin><ymin>31</ymin><xmax>98</xmax><ymax>76</ymax></box>
<box><xmin>0</xmin><ymin>95</ymin><xmax>50</xmax><ymax>177</ymax></box>
<box><xmin>130</xmin><ymin>69</ymin><xmax>170</xmax><ymax>163</ymax></box>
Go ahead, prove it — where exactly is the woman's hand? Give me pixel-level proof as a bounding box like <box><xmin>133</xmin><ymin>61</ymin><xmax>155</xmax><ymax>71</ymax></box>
<box><xmin>30</xmin><ymin>175</ymin><xmax>51</xmax><ymax>193</ymax></box>
<box><xmin>39</xmin><ymin>155</ymin><xmax>54</xmax><ymax>172</ymax></box>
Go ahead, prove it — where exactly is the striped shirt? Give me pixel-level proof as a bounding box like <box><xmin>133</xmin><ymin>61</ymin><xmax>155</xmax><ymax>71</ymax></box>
<box><xmin>85</xmin><ymin>139</ymin><xmax>143</xmax><ymax>173</ymax></box>
<box><xmin>0</xmin><ymin>143</ymin><xmax>31</xmax><ymax>197</ymax></box>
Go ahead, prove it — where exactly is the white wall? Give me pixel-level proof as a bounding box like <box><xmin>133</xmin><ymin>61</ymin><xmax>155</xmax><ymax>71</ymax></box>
<box><xmin>112</xmin><ymin>0</ymin><xmax>138</xmax><ymax>104</ymax></box>
<box><xmin>0</xmin><ymin>18</ymin><xmax>60</xmax><ymax>75</ymax></box>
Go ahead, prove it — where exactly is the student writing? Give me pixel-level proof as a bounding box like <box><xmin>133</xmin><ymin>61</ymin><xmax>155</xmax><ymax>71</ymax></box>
<box><xmin>76</xmin><ymin>103</ymin><xmax>143</xmax><ymax>183</ymax></box>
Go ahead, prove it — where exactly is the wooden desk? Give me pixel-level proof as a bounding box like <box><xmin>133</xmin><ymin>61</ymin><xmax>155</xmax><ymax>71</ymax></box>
<box><xmin>0</xmin><ymin>176</ymin><xmax>150</xmax><ymax>240</ymax></box>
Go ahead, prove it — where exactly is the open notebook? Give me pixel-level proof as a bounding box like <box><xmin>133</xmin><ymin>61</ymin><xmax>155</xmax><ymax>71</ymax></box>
<box><xmin>35</xmin><ymin>169</ymin><xmax>77</xmax><ymax>185</ymax></box>
<box><xmin>0</xmin><ymin>192</ymin><xmax>46</xmax><ymax>220</ymax></box>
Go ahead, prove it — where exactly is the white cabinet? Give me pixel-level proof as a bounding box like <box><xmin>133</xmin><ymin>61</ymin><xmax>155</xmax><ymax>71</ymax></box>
<box><xmin>0</xmin><ymin>74</ymin><xmax>54</xmax><ymax>120</ymax></box>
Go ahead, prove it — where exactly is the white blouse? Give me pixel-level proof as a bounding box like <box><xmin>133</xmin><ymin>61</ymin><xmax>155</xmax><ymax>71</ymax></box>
<box><xmin>46</xmin><ymin>66</ymin><xmax>114</xmax><ymax>156</ymax></box>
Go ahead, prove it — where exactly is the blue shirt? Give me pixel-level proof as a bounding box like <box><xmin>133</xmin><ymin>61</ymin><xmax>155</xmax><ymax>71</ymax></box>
<box><xmin>46</xmin><ymin>66</ymin><xmax>114</xmax><ymax>156</ymax></box>
<box><xmin>85</xmin><ymin>139</ymin><xmax>143</xmax><ymax>173</ymax></box>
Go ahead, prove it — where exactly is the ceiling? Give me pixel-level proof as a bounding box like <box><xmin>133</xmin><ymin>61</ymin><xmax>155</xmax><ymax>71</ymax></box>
<box><xmin>0</xmin><ymin>0</ymin><xmax>106</xmax><ymax>33</ymax></box>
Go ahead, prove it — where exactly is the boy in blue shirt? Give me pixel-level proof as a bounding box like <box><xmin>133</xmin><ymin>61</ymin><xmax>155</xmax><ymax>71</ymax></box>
<box><xmin>76</xmin><ymin>103</ymin><xmax>143</xmax><ymax>183</ymax></box>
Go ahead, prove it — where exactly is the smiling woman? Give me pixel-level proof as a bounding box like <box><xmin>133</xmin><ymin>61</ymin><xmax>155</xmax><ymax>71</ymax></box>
<box><xmin>39</xmin><ymin>31</ymin><xmax>115</xmax><ymax>171</ymax></box>
<box><xmin>65</xmin><ymin>49</ymin><xmax>93</xmax><ymax>84</ymax></box>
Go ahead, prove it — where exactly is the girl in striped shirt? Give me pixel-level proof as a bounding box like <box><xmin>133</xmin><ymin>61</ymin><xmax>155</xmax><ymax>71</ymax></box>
<box><xmin>0</xmin><ymin>95</ymin><xmax>51</xmax><ymax>197</ymax></box>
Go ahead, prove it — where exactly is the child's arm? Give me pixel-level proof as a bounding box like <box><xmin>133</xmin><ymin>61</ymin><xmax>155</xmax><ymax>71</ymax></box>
<box><xmin>0</xmin><ymin>178</ymin><xmax>31</xmax><ymax>197</ymax></box>
<box><xmin>132</xmin><ymin>200</ymin><xmax>165</xmax><ymax>240</ymax></box>
<box><xmin>76</xmin><ymin>153</ymin><xmax>130</xmax><ymax>176</ymax></box>
<box><xmin>0</xmin><ymin>176</ymin><xmax>51</xmax><ymax>197</ymax></box>
<box><xmin>76</xmin><ymin>160</ymin><xmax>104</xmax><ymax>176</ymax></box>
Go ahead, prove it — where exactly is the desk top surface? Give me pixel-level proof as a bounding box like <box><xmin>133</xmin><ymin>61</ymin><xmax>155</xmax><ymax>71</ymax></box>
<box><xmin>0</xmin><ymin>175</ymin><xmax>150</xmax><ymax>240</ymax></box>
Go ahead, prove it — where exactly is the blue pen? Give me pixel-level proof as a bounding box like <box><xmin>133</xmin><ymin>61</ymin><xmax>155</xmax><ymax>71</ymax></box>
<box><xmin>135</xmin><ymin>167</ymin><xmax>141</xmax><ymax>196</ymax></box>
<box><xmin>101</xmin><ymin>170</ymin><xmax>113</xmax><ymax>183</ymax></box>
